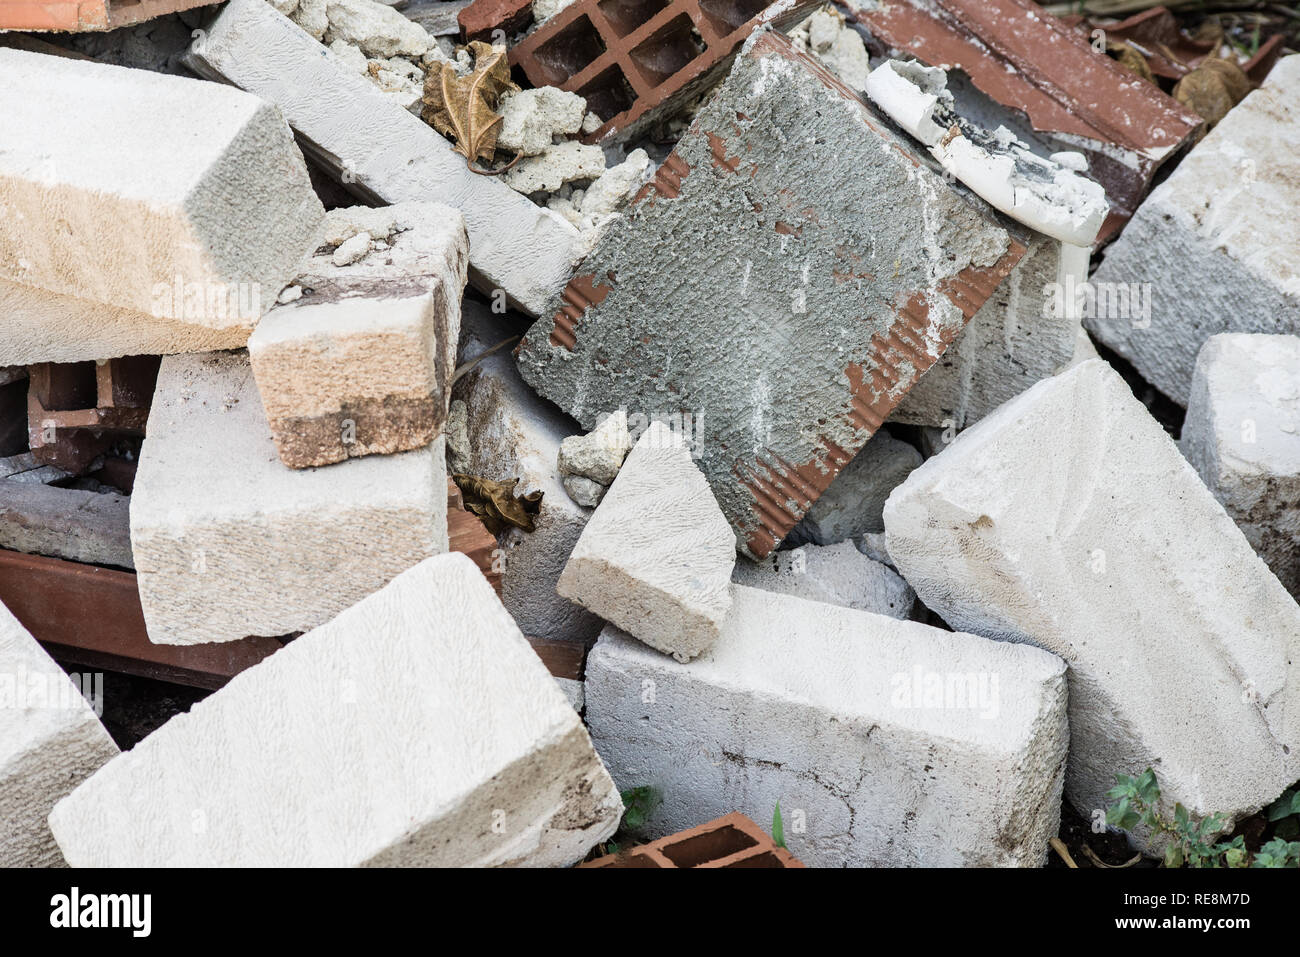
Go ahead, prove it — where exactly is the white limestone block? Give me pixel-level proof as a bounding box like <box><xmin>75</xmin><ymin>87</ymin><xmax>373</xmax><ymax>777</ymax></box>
<box><xmin>455</xmin><ymin>303</ymin><xmax>602</xmax><ymax>644</ymax></box>
<box><xmin>1181</xmin><ymin>334</ymin><xmax>1300</xmax><ymax>597</ymax></box>
<box><xmin>732</xmin><ymin>541</ymin><xmax>914</xmax><ymax>619</ymax></box>
<box><xmin>130</xmin><ymin>350</ymin><xmax>447</xmax><ymax>645</ymax></box>
<box><xmin>883</xmin><ymin>358</ymin><xmax>1300</xmax><ymax>837</ymax></box>
<box><xmin>558</xmin><ymin>422</ymin><xmax>735</xmax><ymax>662</ymax></box>
<box><xmin>585</xmin><ymin>587</ymin><xmax>1069</xmax><ymax>866</ymax></box>
<box><xmin>48</xmin><ymin>554</ymin><xmax>621</xmax><ymax>866</ymax></box>
<box><xmin>1086</xmin><ymin>55</ymin><xmax>1300</xmax><ymax>405</ymax></box>
<box><xmin>0</xmin><ymin>47</ymin><xmax>322</xmax><ymax>331</ymax></box>
<box><xmin>184</xmin><ymin>0</ymin><xmax>579</xmax><ymax>317</ymax></box>
<box><xmin>0</xmin><ymin>602</ymin><xmax>118</xmax><ymax>867</ymax></box>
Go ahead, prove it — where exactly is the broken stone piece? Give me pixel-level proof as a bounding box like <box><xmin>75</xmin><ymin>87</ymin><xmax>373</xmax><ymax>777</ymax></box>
<box><xmin>557</xmin><ymin>410</ymin><xmax>632</xmax><ymax>486</ymax></box>
<box><xmin>48</xmin><ymin>553</ymin><xmax>621</xmax><ymax>866</ymax></box>
<box><xmin>557</xmin><ymin>422</ymin><xmax>735</xmax><ymax>663</ymax></box>
<box><xmin>562</xmin><ymin>474</ymin><xmax>606</xmax><ymax>508</ymax></box>
<box><xmin>577</xmin><ymin>149</ymin><xmax>652</xmax><ymax>226</ymax></box>
<box><xmin>497</xmin><ymin>87</ymin><xmax>587</xmax><ymax>157</ymax></box>
<box><xmin>131</xmin><ymin>350</ymin><xmax>448</xmax><ymax>645</ymax></box>
<box><xmin>1181</xmin><ymin>334</ymin><xmax>1300</xmax><ymax>598</ymax></box>
<box><xmin>1086</xmin><ymin>54</ymin><xmax>1300</xmax><ymax>406</ymax></box>
<box><xmin>732</xmin><ymin>541</ymin><xmax>914</xmax><ymax>619</ymax></box>
<box><xmin>502</xmin><ymin>141</ymin><xmax>606</xmax><ymax>195</ymax></box>
<box><xmin>248</xmin><ymin>203</ymin><xmax>469</xmax><ymax>468</ymax></box>
<box><xmin>515</xmin><ymin>30</ymin><xmax>1024</xmax><ymax>559</ymax></box>
<box><xmin>883</xmin><ymin>358</ymin><xmax>1300</xmax><ymax>841</ymax></box>
<box><xmin>0</xmin><ymin>600</ymin><xmax>119</xmax><ymax>867</ymax></box>
<box><xmin>585</xmin><ymin>587</ymin><xmax>1068</xmax><ymax>866</ymax></box>
<box><xmin>323</xmin><ymin>0</ymin><xmax>431</xmax><ymax>58</ymax></box>
<box><xmin>0</xmin><ymin>485</ymin><xmax>133</xmax><ymax>569</ymax></box>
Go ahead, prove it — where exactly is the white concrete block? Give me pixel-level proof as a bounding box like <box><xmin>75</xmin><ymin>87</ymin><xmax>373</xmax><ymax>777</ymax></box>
<box><xmin>733</xmin><ymin>541</ymin><xmax>914</xmax><ymax>619</ymax></box>
<box><xmin>1181</xmin><ymin>334</ymin><xmax>1300</xmax><ymax>597</ymax></box>
<box><xmin>558</xmin><ymin>422</ymin><xmax>735</xmax><ymax>662</ymax></box>
<box><xmin>884</xmin><ymin>358</ymin><xmax>1300</xmax><ymax>834</ymax></box>
<box><xmin>454</xmin><ymin>303</ymin><xmax>602</xmax><ymax>644</ymax></box>
<box><xmin>48</xmin><ymin>554</ymin><xmax>621</xmax><ymax>866</ymax></box>
<box><xmin>0</xmin><ymin>47</ymin><xmax>322</xmax><ymax>331</ymax></box>
<box><xmin>184</xmin><ymin>0</ymin><xmax>579</xmax><ymax>317</ymax></box>
<box><xmin>130</xmin><ymin>350</ymin><xmax>447</xmax><ymax>645</ymax></box>
<box><xmin>1086</xmin><ymin>55</ymin><xmax>1300</xmax><ymax>405</ymax></box>
<box><xmin>0</xmin><ymin>601</ymin><xmax>118</xmax><ymax>867</ymax></box>
<box><xmin>585</xmin><ymin>587</ymin><xmax>1068</xmax><ymax>866</ymax></box>
<box><xmin>249</xmin><ymin>203</ymin><xmax>469</xmax><ymax>468</ymax></box>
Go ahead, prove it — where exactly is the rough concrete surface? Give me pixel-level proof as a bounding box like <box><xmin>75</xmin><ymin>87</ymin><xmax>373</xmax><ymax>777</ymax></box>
<box><xmin>732</xmin><ymin>540</ymin><xmax>914</xmax><ymax>618</ymax></box>
<box><xmin>48</xmin><ymin>554</ymin><xmax>621</xmax><ymax>866</ymax></box>
<box><xmin>0</xmin><ymin>485</ymin><xmax>133</xmax><ymax>569</ymax></box>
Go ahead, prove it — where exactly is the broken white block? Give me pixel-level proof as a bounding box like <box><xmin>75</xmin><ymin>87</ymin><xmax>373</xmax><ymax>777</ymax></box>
<box><xmin>184</xmin><ymin>0</ymin><xmax>578</xmax><ymax>317</ymax></box>
<box><xmin>455</xmin><ymin>303</ymin><xmax>602</xmax><ymax>644</ymax></box>
<box><xmin>558</xmin><ymin>410</ymin><xmax>632</xmax><ymax>486</ymax></box>
<box><xmin>577</xmin><ymin>149</ymin><xmax>652</xmax><ymax>227</ymax></box>
<box><xmin>1087</xmin><ymin>54</ymin><xmax>1300</xmax><ymax>405</ymax></box>
<box><xmin>532</xmin><ymin>0</ymin><xmax>576</xmax><ymax>23</ymax></box>
<box><xmin>502</xmin><ymin>141</ymin><xmax>606</xmax><ymax>195</ymax></box>
<box><xmin>883</xmin><ymin>358</ymin><xmax>1300</xmax><ymax>836</ymax></box>
<box><xmin>557</xmin><ymin>422</ymin><xmax>735</xmax><ymax>662</ymax></box>
<box><xmin>787</xmin><ymin>429</ymin><xmax>922</xmax><ymax>545</ymax></box>
<box><xmin>498</xmin><ymin>87</ymin><xmax>587</xmax><ymax>157</ymax></box>
<box><xmin>792</xmin><ymin>8</ymin><xmax>870</xmax><ymax>91</ymax></box>
<box><xmin>1181</xmin><ymin>334</ymin><xmax>1300</xmax><ymax>597</ymax></box>
<box><xmin>290</xmin><ymin>0</ymin><xmax>328</xmax><ymax>37</ymax></box>
<box><xmin>131</xmin><ymin>350</ymin><xmax>448</xmax><ymax>645</ymax></box>
<box><xmin>0</xmin><ymin>601</ymin><xmax>118</xmax><ymax>867</ymax></box>
<box><xmin>324</xmin><ymin>0</ymin><xmax>432</xmax><ymax>58</ymax></box>
<box><xmin>585</xmin><ymin>587</ymin><xmax>1068</xmax><ymax>866</ymax></box>
<box><xmin>249</xmin><ymin>203</ymin><xmax>469</xmax><ymax>468</ymax></box>
<box><xmin>866</xmin><ymin>59</ymin><xmax>1108</xmax><ymax>246</ymax></box>
<box><xmin>733</xmin><ymin>541</ymin><xmax>914</xmax><ymax>618</ymax></box>
<box><xmin>562</xmin><ymin>474</ymin><xmax>607</xmax><ymax>509</ymax></box>
<box><xmin>48</xmin><ymin>554</ymin><xmax>621</xmax><ymax>866</ymax></box>
<box><xmin>0</xmin><ymin>48</ymin><xmax>322</xmax><ymax>330</ymax></box>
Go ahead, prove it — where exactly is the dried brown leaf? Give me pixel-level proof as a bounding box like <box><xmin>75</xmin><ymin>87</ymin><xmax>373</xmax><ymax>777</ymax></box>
<box><xmin>421</xmin><ymin>41</ymin><xmax>519</xmax><ymax>167</ymax></box>
<box><xmin>1174</xmin><ymin>56</ymin><xmax>1251</xmax><ymax>129</ymax></box>
<box><xmin>1112</xmin><ymin>41</ymin><xmax>1155</xmax><ymax>83</ymax></box>
<box><xmin>453</xmin><ymin>473</ymin><xmax>542</xmax><ymax>534</ymax></box>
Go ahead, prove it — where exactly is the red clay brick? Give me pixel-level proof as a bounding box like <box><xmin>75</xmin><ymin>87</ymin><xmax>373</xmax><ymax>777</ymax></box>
<box><xmin>509</xmin><ymin>0</ymin><xmax>818</xmax><ymax>141</ymax></box>
<box><xmin>26</xmin><ymin>359</ymin><xmax>158</xmax><ymax>474</ymax></box>
<box><xmin>458</xmin><ymin>0</ymin><xmax>533</xmax><ymax>42</ymax></box>
<box><xmin>0</xmin><ymin>0</ymin><xmax>212</xmax><ymax>32</ymax></box>
<box><xmin>580</xmin><ymin>812</ymin><xmax>805</xmax><ymax>867</ymax></box>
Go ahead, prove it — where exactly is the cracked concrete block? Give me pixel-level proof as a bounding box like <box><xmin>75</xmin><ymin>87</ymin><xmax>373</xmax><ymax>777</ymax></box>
<box><xmin>883</xmin><ymin>358</ymin><xmax>1300</xmax><ymax>840</ymax></box>
<box><xmin>497</xmin><ymin>87</ymin><xmax>587</xmax><ymax>157</ymax></box>
<box><xmin>0</xmin><ymin>484</ymin><xmax>133</xmax><ymax>569</ymax></box>
<box><xmin>585</xmin><ymin>587</ymin><xmax>1068</xmax><ymax>866</ymax></box>
<box><xmin>1181</xmin><ymin>334</ymin><xmax>1300</xmax><ymax>598</ymax></box>
<box><xmin>515</xmin><ymin>30</ymin><xmax>1025</xmax><ymax>559</ymax></box>
<box><xmin>558</xmin><ymin>423</ymin><xmax>735</xmax><ymax>663</ymax></box>
<box><xmin>184</xmin><ymin>0</ymin><xmax>578</xmax><ymax>317</ymax></box>
<box><xmin>48</xmin><ymin>553</ymin><xmax>621</xmax><ymax>867</ymax></box>
<box><xmin>786</xmin><ymin>429</ymin><xmax>922</xmax><ymax>546</ymax></box>
<box><xmin>732</xmin><ymin>541</ymin><xmax>914</xmax><ymax>619</ymax></box>
<box><xmin>891</xmin><ymin>236</ymin><xmax>1087</xmax><ymax>429</ymax></box>
<box><xmin>324</xmin><ymin>0</ymin><xmax>431</xmax><ymax>58</ymax></box>
<box><xmin>0</xmin><ymin>48</ymin><xmax>322</xmax><ymax>338</ymax></box>
<box><xmin>131</xmin><ymin>350</ymin><xmax>447</xmax><ymax>645</ymax></box>
<box><xmin>1086</xmin><ymin>54</ymin><xmax>1300</xmax><ymax>406</ymax></box>
<box><xmin>454</xmin><ymin>302</ymin><xmax>602</xmax><ymax>644</ymax></box>
<box><xmin>1</xmin><ymin>600</ymin><xmax>118</xmax><ymax>867</ymax></box>
<box><xmin>249</xmin><ymin>203</ymin><xmax>469</xmax><ymax>468</ymax></box>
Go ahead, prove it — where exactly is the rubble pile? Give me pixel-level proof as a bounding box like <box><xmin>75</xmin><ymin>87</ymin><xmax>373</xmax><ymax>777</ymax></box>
<box><xmin>0</xmin><ymin>0</ymin><xmax>1297</xmax><ymax>870</ymax></box>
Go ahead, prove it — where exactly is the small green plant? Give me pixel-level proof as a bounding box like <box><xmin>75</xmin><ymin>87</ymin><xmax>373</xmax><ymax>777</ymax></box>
<box><xmin>1266</xmin><ymin>786</ymin><xmax>1300</xmax><ymax>840</ymax></box>
<box><xmin>619</xmin><ymin>786</ymin><xmax>660</xmax><ymax>834</ymax></box>
<box><xmin>1105</xmin><ymin>769</ymin><xmax>1300</xmax><ymax>868</ymax></box>
<box><xmin>772</xmin><ymin>801</ymin><xmax>786</xmax><ymax>849</ymax></box>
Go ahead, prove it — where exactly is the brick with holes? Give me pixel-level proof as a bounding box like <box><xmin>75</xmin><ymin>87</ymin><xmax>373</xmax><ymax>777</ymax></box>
<box><xmin>515</xmin><ymin>28</ymin><xmax>1025</xmax><ymax>559</ymax></box>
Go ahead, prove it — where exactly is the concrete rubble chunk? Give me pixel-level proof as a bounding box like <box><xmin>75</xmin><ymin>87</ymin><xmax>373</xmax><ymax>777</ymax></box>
<box><xmin>0</xmin><ymin>48</ymin><xmax>323</xmax><ymax>340</ymax></box>
<box><xmin>732</xmin><ymin>541</ymin><xmax>914</xmax><ymax>619</ymax></box>
<box><xmin>883</xmin><ymin>358</ymin><xmax>1300</xmax><ymax>837</ymax></box>
<box><xmin>48</xmin><ymin>553</ymin><xmax>621</xmax><ymax>866</ymax></box>
<box><xmin>516</xmin><ymin>29</ymin><xmax>1025</xmax><ymax>559</ymax></box>
<box><xmin>1181</xmin><ymin>334</ymin><xmax>1300</xmax><ymax>598</ymax></box>
<box><xmin>786</xmin><ymin>430</ymin><xmax>923</xmax><ymax>546</ymax></box>
<box><xmin>558</xmin><ymin>410</ymin><xmax>632</xmax><ymax>487</ymax></box>
<box><xmin>131</xmin><ymin>350</ymin><xmax>448</xmax><ymax>645</ymax></box>
<box><xmin>1086</xmin><ymin>54</ymin><xmax>1300</xmax><ymax>406</ymax></box>
<box><xmin>497</xmin><ymin>87</ymin><xmax>588</xmax><ymax>158</ymax></box>
<box><xmin>323</xmin><ymin>0</ymin><xmax>432</xmax><ymax>58</ymax></box>
<box><xmin>0</xmin><ymin>484</ymin><xmax>133</xmax><ymax>569</ymax></box>
<box><xmin>184</xmin><ymin>0</ymin><xmax>578</xmax><ymax>317</ymax></box>
<box><xmin>557</xmin><ymin>422</ymin><xmax>735</xmax><ymax>663</ymax></box>
<box><xmin>502</xmin><ymin>141</ymin><xmax>607</xmax><ymax>196</ymax></box>
<box><xmin>585</xmin><ymin>587</ymin><xmax>1069</xmax><ymax>866</ymax></box>
<box><xmin>454</xmin><ymin>302</ymin><xmax>602</xmax><ymax>645</ymax></box>
<box><xmin>0</xmin><ymin>600</ymin><xmax>119</xmax><ymax>867</ymax></box>
<box><xmin>891</xmin><ymin>237</ymin><xmax>1089</xmax><ymax>429</ymax></box>
<box><xmin>249</xmin><ymin>203</ymin><xmax>469</xmax><ymax>468</ymax></box>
